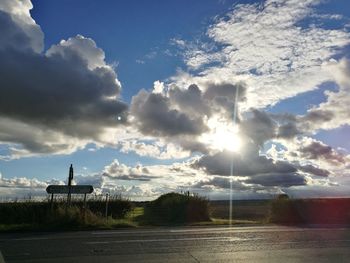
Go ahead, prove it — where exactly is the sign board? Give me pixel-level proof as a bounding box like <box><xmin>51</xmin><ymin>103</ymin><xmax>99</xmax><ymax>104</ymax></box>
<box><xmin>46</xmin><ymin>185</ymin><xmax>94</xmax><ymax>194</ymax></box>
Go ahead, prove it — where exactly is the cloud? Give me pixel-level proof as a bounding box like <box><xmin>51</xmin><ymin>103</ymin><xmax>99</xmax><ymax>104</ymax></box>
<box><xmin>192</xmin><ymin>176</ymin><xmax>251</xmax><ymax>191</ymax></box>
<box><xmin>0</xmin><ymin>174</ymin><xmax>47</xmax><ymax>189</ymax></box>
<box><xmin>298</xmin><ymin>164</ymin><xmax>330</xmax><ymax>177</ymax></box>
<box><xmin>194</xmin><ymin>150</ymin><xmax>297</xmax><ymax>177</ymax></box>
<box><xmin>298</xmin><ymin>59</ymin><xmax>350</xmax><ymax>132</ymax></box>
<box><xmin>0</xmin><ymin>37</ymin><xmax>127</xmax><ymax>137</ymax></box>
<box><xmin>172</xmin><ymin>0</ymin><xmax>350</xmax><ymax>110</ymax></box>
<box><xmin>130</xmin><ymin>81</ymin><xmax>246</xmax><ymax>156</ymax></box>
<box><xmin>0</xmin><ymin>117</ymin><xmax>90</xmax><ymax>159</ymax></box>
<box><xmin>271</xmin><ymin>136</ymin><xmax>350</xmax><ymax>176</ymax></box>
<box><xmin>102</xmin><ymin>159</ymin><xmax>160</xmax><ymax>181</ymax></box>
<box><xmin>0</xmin><ymin>173</ymin><xmax>66</xmax><ymax>200</ymax></box>
<box><xmin>168</xmin><ymin>84</ymin><xmax>211</xmax><ymax>118</ymax></box>
<box><xmin>73</xmin><ymin>174</ymin><xmax>105</xmax><ymax>187</ymax></box>
<box><xmin>46</xmin><ymin>35</ymin><xmax>108</xmax><ymax>71</ymax></box>
<box><xmin>245</xmin><ymin>172</ymin><xmax>307</xmax><ymax>187</ymax></box>
<box><xmin>131</xmin><ymin>89</ymin><xmax>208</xmax><ymax>137</ymax></box>
<box><xmin>240</xmin><ymin>109</ymin><xmax>277</xmax><ymax>146</ymax></box>
<box><xmin>0</xmin><ymin>0</ymin><xmax>43</xmax><ymax>52</ymax></box>
<box><xmin>297</xmin><ymin>139</ymin><xmax>346</xmax><ymax>166</ymax></box>
<box><xmin>118</xmin><ymin>139</ymin><xmax>191</xmax><ymax>160</ymax></box>
<box><xmin>0</xmin><ymin>3</ymin><xmax>128</xmax><ymax>158</ymax></box>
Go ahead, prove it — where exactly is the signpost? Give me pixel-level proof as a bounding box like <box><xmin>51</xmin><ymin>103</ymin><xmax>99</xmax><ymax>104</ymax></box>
<box><xmin>46</xmin><ymin>164</ymin><xmax>94</xmax><ymax>214</ymax></box>
<box><xmin>46</xmin><ymin>185</ymin><xmax>94</xmax><ymax>214</ymax></box>
<box><xmin>46</xmin><ymin>185</ymin><xmax>94</xmax><ymax>194</ymax></box>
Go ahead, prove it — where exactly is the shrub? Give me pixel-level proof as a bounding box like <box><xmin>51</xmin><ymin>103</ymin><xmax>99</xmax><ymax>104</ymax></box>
<box><xmin>144</xmin><ymin>192</ymin><xmax>210</xmax><ymax>224</ymax></box>
<box><xmin>269</xmin><ymin>198</ymin><xmax>304</xmax><ymax>224</ymax></box>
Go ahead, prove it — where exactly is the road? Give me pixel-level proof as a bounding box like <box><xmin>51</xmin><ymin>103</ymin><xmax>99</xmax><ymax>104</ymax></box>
<box><xmin>0</xmin><ymin>225</ymin><xmax>350</xmax><ymax>262</ymax></box>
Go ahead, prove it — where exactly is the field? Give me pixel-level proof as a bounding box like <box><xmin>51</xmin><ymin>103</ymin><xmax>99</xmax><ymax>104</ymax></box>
<box><xmin>269</xmin><ymin>198</ymin><xmax>350</xmax><ymax>224</ymax></box>
<box><xmin>209</xmin><ymin>199</ymin><xmax>271</xmax><ymax>223</ymax></box>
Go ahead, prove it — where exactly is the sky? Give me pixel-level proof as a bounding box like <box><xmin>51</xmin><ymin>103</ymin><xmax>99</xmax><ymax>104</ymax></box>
<box><xmin>0</xmin><ymin>0</ymin><xmax>350</xmax><ymax>200</ymax></box>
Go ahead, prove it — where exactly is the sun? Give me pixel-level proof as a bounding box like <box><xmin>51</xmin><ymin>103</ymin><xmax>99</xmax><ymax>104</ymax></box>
<box><xmin>211</xmin><ymin>128</ymin><xmax>242</xmax><ymax>152</ymax></box>
<box><xmin>200</xmin><ymin>124</ymin><xmax>242</xmax><ymax>153</ymax></box>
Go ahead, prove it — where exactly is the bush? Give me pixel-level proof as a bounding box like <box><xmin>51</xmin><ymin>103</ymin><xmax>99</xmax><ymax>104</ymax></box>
<box><xmin>143</xmin><ymin>192</ymin><xmax>210</xmax><ymax>224</ymax></box>
<box><xmin>268</xmin><ymin>198</ymin><xmax>304</xmax><ymax>224</ymax></box>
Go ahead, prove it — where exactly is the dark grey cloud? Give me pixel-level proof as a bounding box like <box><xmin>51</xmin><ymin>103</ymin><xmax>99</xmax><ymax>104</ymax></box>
<box><xmin>302</xmin><ymin>109</ymin><xmax>334</xmax><ymax>124</ymax></box>
<box><xmin>0</xmin><ymin>4</ymin><xmax>127</xmax><ymax>157</ymax></box>
<box><xmin>0</xmin><ymin>48</ymin><xmax>127</xmax><ymax>138</ymax></box>
<box><xmin>168</xmin><ymin>84</ymin><xmax>211</xmax><ymax>117</ymax></box>
<box><xmin>245</xmin><ymin>173</ymin><xmax>307</xmax><ymax>187</ymax></box>
<box><xmin>203</xmin><ymin>82</ymin><xmax>246</xmax><ymax>117</ymax></box>
<box><xmin>0</xmin><ymin>0</ymin><xmax>43</xmax><ymax>53</ymax></box>
<box><xmin>0</xmin><ymin>5</ymin><xmax>128</xmax><ymax>156</ymax></box>
<box><xmin>203</xmin><ymin>82</ymin><xmax>246</xmax><ymax>101</ymax></box>
<box><xmin>173</xmin><ymin>137</ymin><xmax>210</xmax><ymax>154</ymax></box>
<box><xmin>298</xmin><ymin>141</ymin><xmax>345</xmax><ymax>165</ymax></box>
<box><xmin>131</xmin><ymin>90</ymin><xmax>208</xmax><ymax>137</ymax></box>
<box><xmin>192</xmin><ymin>177</ymin><xmax>249</xmax><ymax>191</ymax></box>
<box><xmin>240</xmin><ymin>109</ymin><xmax>277</xmax><ymax>146</ymax></box>
<box><xmin>298</xmin><ymin>164</ymin><xmax>330</xmax><ymax>177</ymax></box>
<box><xmin>277</xmin><ymin>122</ymin><xmax>301</xmax><ymax>139</ymax></box>
<box><xmin>0</xmin><ymin>10</ymin><xmax>33</xmax><ymax>52</ymax></box>
<box><xmin>194</xmin><ymin>150</ymin><xmax>297</xmax><ymax>177</ymax></box>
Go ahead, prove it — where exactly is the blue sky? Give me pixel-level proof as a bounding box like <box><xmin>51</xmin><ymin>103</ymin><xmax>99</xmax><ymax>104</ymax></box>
<box><xmin>1</xmin><ymin>0</ymin><xmax>350</xmax><ymax>200</ymax></box>
<box><xmin>31</xmin><ymin>0</ymin><xmax>237</xmax><ymax>102</ymax></box>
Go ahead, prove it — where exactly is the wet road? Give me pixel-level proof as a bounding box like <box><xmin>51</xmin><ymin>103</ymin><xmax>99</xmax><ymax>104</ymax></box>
<box><xmin>0</xmin><ymin>225</ymin><xmax>349</xmax><ymax>262</ymax></box>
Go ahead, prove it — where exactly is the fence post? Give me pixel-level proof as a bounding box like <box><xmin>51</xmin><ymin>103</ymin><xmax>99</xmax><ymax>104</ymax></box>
<box><xmin>105</xmin><ymin>193</ymin><xmax>109</xmax><ymax>221</ymax></box>
<box><xmin>50</xmin><ymin>193</ymin><xmax>54</xmax><ymax>211</ymax></box>
<box><xmin>83</xmin><ymin>193</ymin><xmax>87</xmax><ymax>222</ymax></box>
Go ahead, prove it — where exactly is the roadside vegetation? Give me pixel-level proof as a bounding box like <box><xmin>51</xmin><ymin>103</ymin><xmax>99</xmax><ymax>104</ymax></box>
<box><xmin>0</xmin><ymin>195</ymin><xmax>134</xmax><ymax>231</ymax></box>
<box><xmin>140</xmin><ymin>192</ymin><xmax>210</xmax><ymax>225</ymax></box>
<box><xmin>1</xmin><ymin>193</ymin><xmax>349</xmax><ymax>232</ymax></box>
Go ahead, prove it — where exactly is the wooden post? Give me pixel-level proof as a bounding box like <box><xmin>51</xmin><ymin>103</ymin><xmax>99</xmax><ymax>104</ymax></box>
<box><xmin>67</xmin><ymin>164</ymin><xmax>74</xmax><ymax>208</ymax></box>
<box><xmin>83</xmin><ymin>193</ymin><xmax>87</xmax><ymax>222</ymax></box>
<box><xmin>50</xmin><ymin>193</ymin><xmax>54</xmax><ymax>211</ymax></box>
<box><xmin>105</xmin><ymin>193</ymin><xmax>109</xmax><ymax>221</ymax></box>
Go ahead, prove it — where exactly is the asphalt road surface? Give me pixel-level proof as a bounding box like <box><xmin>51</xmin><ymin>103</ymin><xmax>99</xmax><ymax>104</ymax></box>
<box><xmin>0</xmin><ymin>225</ymin><xmax>350</xmax><ymax>262</ymax></box>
